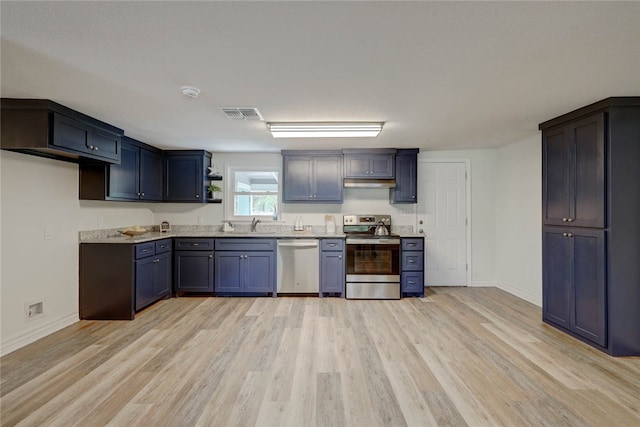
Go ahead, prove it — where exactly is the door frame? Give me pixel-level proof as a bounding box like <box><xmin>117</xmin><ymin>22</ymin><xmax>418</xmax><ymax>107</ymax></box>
<box><xmin>418</xmin><ymin>158</ymin><xmax>472</xmax><ymax>286</ymax></box>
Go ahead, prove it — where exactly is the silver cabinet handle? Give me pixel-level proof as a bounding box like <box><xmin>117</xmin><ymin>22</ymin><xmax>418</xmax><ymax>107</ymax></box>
<box><xmin>141</xmin><ymin>192</ymin><xmax>145</xmax><ymax>196</ymax></box>
<box><xmin>408</xmin><ymin>281</ymin><xmax>415</xmax><ymax>285</ymax></box>
<box><xmin>196</xmin><ymin>194</ymin><xmax>200</xmax><ymax>198</ymax></box>
<box><xmin>412</xmin><ymin>195</ymin><xmax>416</xmax><ymax>199</ymax></box>
<box><xmin>563</xmin><ymin>232</ymin><xmax>574</xmax><ymax>238</ymax></box>
<box><xmin>567</xmin><ymin>218</ymin><xmax>574</xmax><ymax>222</ymax></box>
<box><xmin>338</xmin><ymin>256</ymin><xmax>342</xmax><ymax>260</ymax></box>
<box><xmin>192</xmin><ymin>243</ymin><xmax>199</xmax><ymax>246</ymax></box>
<box><xmin>209</xmin><ymin>255</ymin><xmax>213</xmax><ymax>258</ymax></box>
<box><xmin>562</xmin><ymin>218</ymin><xmax>568</xmax><ymax>222</ymax></box>
<box><xmin>95</xmin><ymin>146</ymin><xmax>99</xmax><ymax>151</ymax></box>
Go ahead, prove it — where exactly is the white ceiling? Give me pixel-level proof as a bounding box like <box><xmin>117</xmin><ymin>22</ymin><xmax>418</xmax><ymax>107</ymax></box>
<box><xmin>1</xmin><ymin>1</ymin><xmax>639</xmax><ymax>153</ymax></box>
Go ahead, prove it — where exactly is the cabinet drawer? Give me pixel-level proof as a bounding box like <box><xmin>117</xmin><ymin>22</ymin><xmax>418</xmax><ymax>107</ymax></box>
<box><xmin>402</xmin><ymin>273</ymin><xmax>424</xmax><ymax>292</ymax></box>
<box><xmin>402</xmin><ymin>239</ymin><xmax>424</xmax><ymax>251</ymax></box>
<box><xmin>135</xmin><ymin>242</ymin><xmax>155</xmax><ymax>259</ymax></box>
<box><xmin>174</xmin><ymin>238</ymin><xmax>214</xmax><ymax>251</ymax></box>
<box><xmin>155</xmin><ymin>239</ymin><xmax>172</xmax><ymax>254</ymax></box>
<box><xmin>321</xmin><ymin>239</ymin><xmax>345</xmax><ymax>251</ymax></box>
<box><xmin>402</xmin><ymin>252</ymin><xmax>424</xmax><ymax>271</ymax></box>
<box><xmin>215</xmin><ymin>238</ymin><xmax>276</xmax><ymax>251</ymax></box>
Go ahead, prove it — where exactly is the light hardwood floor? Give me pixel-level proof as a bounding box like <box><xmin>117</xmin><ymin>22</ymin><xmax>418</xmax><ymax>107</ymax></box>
<box><xmin>2</xmin><ymin>287</ymin><xmax>640</xmax><ymax>426</ymax></box>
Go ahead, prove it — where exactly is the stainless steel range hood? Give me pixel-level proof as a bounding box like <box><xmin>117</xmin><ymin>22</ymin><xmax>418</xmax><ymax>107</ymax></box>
<box><xmin>343</xmin><ymin>178</ymin><xmax>396</xmax><ymax>188</ymax></box>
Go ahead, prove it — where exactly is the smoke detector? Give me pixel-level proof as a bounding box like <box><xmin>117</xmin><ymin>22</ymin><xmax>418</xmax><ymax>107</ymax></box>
<box><xmin>221</xmin><ymin>107</ymin><xmax>264</xmax><ymax>121</ymax></box>
<box><xmin>180</xmin><ymin>86</ymin><xmax>201</xmax><ymax>98</ymax></box>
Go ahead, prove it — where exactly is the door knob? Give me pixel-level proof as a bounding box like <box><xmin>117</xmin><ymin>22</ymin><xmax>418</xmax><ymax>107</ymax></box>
<box><xmin>419</xmin><ymin>220</ymin><xmax>423</xmax><ymax>224</ymax></box>
<box><xmin>419</xmin><ymin>229</ymin><xmax>424</xmax><ymax>234</ymax></box>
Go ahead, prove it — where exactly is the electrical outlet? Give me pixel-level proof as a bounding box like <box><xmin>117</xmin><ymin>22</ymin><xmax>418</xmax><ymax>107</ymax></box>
<box><xmin>25</xmin><ymin>300</ymin><xmax>45</xmax><ymax>320</ymax></box>
<box><xmin>43</xmin><ymin>228</ymin><xmax>52</xmax><ymax>240</ymax></box>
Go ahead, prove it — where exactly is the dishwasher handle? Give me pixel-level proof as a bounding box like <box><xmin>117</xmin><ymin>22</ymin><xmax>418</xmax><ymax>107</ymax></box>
<box><xmin>277</xmin><ymin>239</ymin><xmax>319</xmax><ymax>248</ymax></box>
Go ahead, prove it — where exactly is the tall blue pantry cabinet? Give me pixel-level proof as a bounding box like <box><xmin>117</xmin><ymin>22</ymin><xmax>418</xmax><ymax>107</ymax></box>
<box><xmin>540</xmin><ymin>97</ymin><xmax>640</xmax><ymax>356</ymax></box>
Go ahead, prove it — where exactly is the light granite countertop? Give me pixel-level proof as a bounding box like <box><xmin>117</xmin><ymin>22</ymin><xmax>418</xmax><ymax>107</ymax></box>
<box><xmin>79</xmin><ymin>225</ymin><xmax>424</xmax><ymax>244</ymax></box>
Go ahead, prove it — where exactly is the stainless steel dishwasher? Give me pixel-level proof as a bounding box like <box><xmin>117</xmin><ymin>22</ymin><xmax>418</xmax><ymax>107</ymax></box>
<box><xmin>277</xmin><ymin>239</ymin><xmax>319</xmax><ymax>294</ymax></box>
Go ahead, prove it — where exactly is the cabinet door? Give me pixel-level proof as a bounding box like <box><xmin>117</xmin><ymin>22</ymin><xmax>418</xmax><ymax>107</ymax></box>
<box><xmin>135</xmin><ymin>256</ymin><xmax>155</xmax><ymax>311</ymax></box>
<box><xmin>543</xmin><ymin>126</ymin><xmax>572</xmax><ymax>226</ymax></box>
<box><xmin>392</xmin><ymin>152</ymin><xmax>417</xmax><ymax>203</ymax></box>
<box><xmin>571</xmin><ymin>113</ymin><xmax>605</xmax><ymax>228</ymax></box>
<box><xmin>572</xmin><ymin>229</ymin><xmax>606</xmax><ymax>346</ymax></box>
<box><xmin>344</xmin><ymin>154</ymin><xmax>372</xmax><ymax>178</ymax></box>
<box><xmin>543</xmin><ymin>228</ymin><xmax>572</xmax><ymax>328</ymax></box>
<box><xmin>140</xmin><ymin>148</ymin><xmax>163</xmax><ymax>201</ymax></box>
<box><xmin>153</xmin><ymin>252</ymin><xmax>172</xmax><ymax>299</ymax></box>
<box><xmin>174</xmin><ymin>251</ymin><xmax>214</xmax><ymax>292</ymax></box>
<box><xmin>52</xmin><ymin>113</ymin><xmax>93</xmax><ymax>154</ymax></box>
<box><xmin>244</xmin><ymin>252</ymin><xmax>275</xmax><ymax>293</ymax></box>
<box><xmin>109</xmin><ymin>140</ymin><xmax>140</xmax><ymax>200</ymax></box>
<box><xmin>369</xmin><ymin>154</ymin><xmax>395</xmax><ymax>178</ymax></box>
<box><xmin>313</xmin><ymin>156</ymin><xmax>343</xmax><ymax>202</ymax></box>
<box><xmin>91</xmin><ymin>127</ymin><xmax>121</xmax><ymax>162</ymax></box>
<box><xmin>164</xmin><ymin>155</ymin><xmax>204</xmax><ymax>202</ymax></box>
<box><xmin>214</xmin><ymin>252</ymin><xmax>243</xmax><ymax>292</ymax></box>
<box><xmin>283</xmin><ymin>156</ymin><xmax>313</xmax><ymax>201</ymax></box>
<box><xmin>320</xmin><ymin>251</ymin><xmax>344</xmax><ymax>293</ymax></box>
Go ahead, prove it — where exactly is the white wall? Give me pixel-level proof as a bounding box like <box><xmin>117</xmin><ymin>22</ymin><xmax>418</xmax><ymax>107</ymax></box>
<box><xmin>420</xmin><ymin>149</ymin><xmax>497</xmax><ymax>286</ymax></box>
<box><xmin>494</xmin><ymin>135</ymin><xmax>542</xmax><ymax>306</ymax></box>
<box><xmin>0</xmin><ymin>151</ymin><xmax>154</xmax><ymax>356</ymax></box>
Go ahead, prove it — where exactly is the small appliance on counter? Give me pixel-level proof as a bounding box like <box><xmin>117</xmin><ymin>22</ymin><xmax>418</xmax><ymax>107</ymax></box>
<box><xmin>325</xmin><ymin>215</ymin><xmax>336</xmax><ymax>234</ymax></box>
<box><xmin>343</xmin><ymin>214</ymin><xmax>400</xmax><ymax>299</ymax></box>
<box><xmin>160</xmin><ymin>221</ymin><xmax>171</xmax><ymax>233</ymax></box>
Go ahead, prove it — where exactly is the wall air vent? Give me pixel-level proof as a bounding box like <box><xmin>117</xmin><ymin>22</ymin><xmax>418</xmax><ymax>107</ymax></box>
<box><xmin>221</xmin><ymin>108</ymin><xmax>264</xmax><ymax>121</ymax></box>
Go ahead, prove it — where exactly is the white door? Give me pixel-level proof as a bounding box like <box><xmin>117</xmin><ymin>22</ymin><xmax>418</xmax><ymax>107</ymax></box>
<box><xmin>417</xmin><ymin>161</ymin><xmax>468</xmax><ymax>286</ymax></box>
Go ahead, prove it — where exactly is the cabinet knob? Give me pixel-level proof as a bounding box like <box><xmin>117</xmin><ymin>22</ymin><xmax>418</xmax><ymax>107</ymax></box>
<box><xmin>195</xmin><ymin>194</ymin><xmax>200</xmax><ymax>199</ymax></box>
<box><xmin>567</xmin><ymin>218</ymin><xmax>574</xmax><ymax>222</ymax></box>
<box><xmin>89</xmin><ymin>145</ymin><xmax>94</xmax><ymax>150</ymax></box>
<box><xmin>419</xmin><ymin>220</ymin><xmax>423</xmax><ymax>224</ymax></box>
<box><xmin>562</xmin><ymin>217</ymin><xmax>568</xmax><ymax>222</ymax></box>
<box><xmin>567</xmin><ymin>233</ymin><xmax>574</xmax><ymax>238</ymax></box>
<box><xmin>412</xmin><ymin>196</ymin><xmax>416</xmax><ymax>199</ymax></box>
<box><xmin>141</xmin><ymin>192</ymin><xmax>145</xmax><ymax>196</ymax></box>
<box><xmin>94</xmin><ymin>146</ymin><xmax>99</xmax><ymax>151</ymax></box>
<box><xmin>209</xmin><ymin>255</ymin><xmax>213</xmax><ymax>258</ymax></box>
<box><xmin>419</xmin><ymin>229</ymin><xmax>424</xmax><ymax>233</ymax></box>
<box><xmin>338</xmin><ymin>256</ymin><xmax>342</xmax><ymax>260</ymax></box>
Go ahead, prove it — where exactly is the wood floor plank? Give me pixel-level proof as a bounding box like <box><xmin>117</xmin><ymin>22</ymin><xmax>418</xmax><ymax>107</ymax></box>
<box><xmin>2</xmin><ymin>288</ymin><xmax>640</xmax><ymax>427</ymax></box>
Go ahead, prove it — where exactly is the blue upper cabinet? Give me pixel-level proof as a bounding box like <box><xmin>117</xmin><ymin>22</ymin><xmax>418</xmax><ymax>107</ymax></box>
<box><xmin>163</xmin><ymin>150</ymin><xmax>212</xmax><ymax>202</ymax></box>
<box><xmin>390</xmin><ymin>148</ymin><xmax>419</xmax><ymax>204</ymax></box>
<box><xmin>282</xmin><ymin>150</ymin><xmax>343</xmax><ymax>203</ymax></box>
<box><xmin>542</xmin><ymin>113</ymin><xmax>605</xmax><ymax>228</ymax></box>
<box><xmin>343</xmin><ymin>148</ymin><xmax>396</xmax><ymax>178</ymax></box>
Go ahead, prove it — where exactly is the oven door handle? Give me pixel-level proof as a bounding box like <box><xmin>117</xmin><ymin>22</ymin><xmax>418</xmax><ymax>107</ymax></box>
<box><xmin>346</xmin><ymin>238</ymin><xmax>401</xmax><ymax>245</ymax></box>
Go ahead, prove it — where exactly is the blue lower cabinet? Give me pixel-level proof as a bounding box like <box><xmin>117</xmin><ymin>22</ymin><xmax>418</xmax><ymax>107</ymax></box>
<box><xmin>214</xmin><ymin>239</ymin><xmax>276</xmax><ymax>296</ymax></box>
<box><xmin>401</xmin><ymin>238</ymin><xmax>424</xmax><ymax>297</ymax></box>
<box><xmin>320</xmin><ymin>239</ymin><xmax>345</xmax><ymax>297</ymax></box>
<box><xmin>174</xmin><ymin>250</ymin><xmax>214</xmax><ymax>293</ymax></box>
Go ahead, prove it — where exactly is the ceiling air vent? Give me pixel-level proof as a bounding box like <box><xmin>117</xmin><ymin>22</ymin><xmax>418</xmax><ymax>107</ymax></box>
<box><xmin>221</xmin><ymin>107</ymin><xmax>264</xmax><ymax>121</ymax></box>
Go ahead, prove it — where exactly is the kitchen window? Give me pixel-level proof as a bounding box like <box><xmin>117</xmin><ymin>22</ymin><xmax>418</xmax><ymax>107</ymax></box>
<box><xmin>227</xmin><ymin>167</ymin><xmax>279</xmax><ymax>221</ymax></box>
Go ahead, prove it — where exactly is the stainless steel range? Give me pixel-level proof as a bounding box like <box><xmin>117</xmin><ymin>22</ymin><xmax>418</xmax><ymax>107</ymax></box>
<box><xmin>343</xmin><ymin>214</ymin><xmax>400</xmax><ymax>299</ymax></box>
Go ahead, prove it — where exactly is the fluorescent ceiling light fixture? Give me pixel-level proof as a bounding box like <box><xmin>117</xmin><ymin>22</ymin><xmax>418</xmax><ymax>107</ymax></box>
<box><xmin>267</xmin><ymin>122</ymin><xmax>383</xmax><ymax>138</ymax></box>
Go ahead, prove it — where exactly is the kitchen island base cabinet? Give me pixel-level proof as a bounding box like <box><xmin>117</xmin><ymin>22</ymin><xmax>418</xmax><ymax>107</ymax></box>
<box><xmin>173</xmin><ymin>239</ymin><xmax>214</xmax><ymax>294</ymax></box>
<box><xmin>80</xmin><ymin>239</ymin><xmax>172</xmax><ymax>320</ymax></box>
<box><xmin>320</xmin><ymin>239</ymin><xmax>345</xmax><ymax>297</ymax></box>
<box><xmin>214</xmin><ymin>239</ymin><xmax>277</xmax><ymax>296</ymax></box>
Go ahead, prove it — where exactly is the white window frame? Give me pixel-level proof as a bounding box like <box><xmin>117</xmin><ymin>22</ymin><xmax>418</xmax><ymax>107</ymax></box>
<box><xmin>225</xmin><ymin>165</ymin><xmax>281</xmax><ymax>222</ymax></box>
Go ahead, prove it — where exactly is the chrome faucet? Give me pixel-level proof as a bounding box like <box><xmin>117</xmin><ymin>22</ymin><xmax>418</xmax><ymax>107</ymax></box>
<box><xmin>251</xmin><ymin>217</ymin><xmax>261</xmax><ymax>232</ymax></box>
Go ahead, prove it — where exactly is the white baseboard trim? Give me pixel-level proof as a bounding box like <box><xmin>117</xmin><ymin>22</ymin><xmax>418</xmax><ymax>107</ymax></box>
<box><xmin>469</xmin><ymin>280</ymin><xmax>496</xmax><ymax>288</ymax></box>
<box><xmin>496</xmin><ymin>282</ymin><xmax>542</xmax><ymax>307</ymax></box>
<box><xmin>0</xmin><ymin>312</ymin><xmax>79</xmax><ymax>357</ymax></box>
